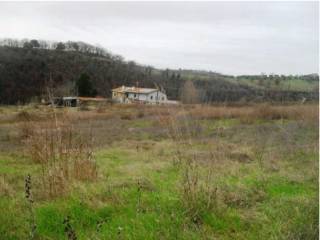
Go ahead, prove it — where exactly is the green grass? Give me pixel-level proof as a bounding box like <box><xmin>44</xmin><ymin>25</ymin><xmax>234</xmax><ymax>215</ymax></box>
<box><xmin>0</xmin><ymin>105</ymin><xmax>318</xmax><ymax>239</ymax></box>
<box><xmin>234</xmin><ymin>77</ymin><xmax>318</xmax><ymax>92</ymax></box>
<box><xmin>129</xmin><ymin>119</ymin><xmax>154</xmax><ymax>128</ymax></box>
<box><xmin>200</xmin><ymin>118</ymin><xmax>240</xmax><ymax>132</ymax></box>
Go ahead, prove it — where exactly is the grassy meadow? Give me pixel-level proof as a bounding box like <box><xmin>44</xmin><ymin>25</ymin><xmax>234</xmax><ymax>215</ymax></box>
<box><xmin>0</xmin><ymin>102</ymin><xmax>318</xmax><ymax>239</ymax></box>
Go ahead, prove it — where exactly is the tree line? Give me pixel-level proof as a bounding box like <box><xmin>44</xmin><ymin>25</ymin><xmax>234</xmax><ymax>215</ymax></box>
<box><xmin>0</xmin><ymin>38</ymin><xmax>117</xmax><ymax>58</ymax></box>
<box><xmin>0</xmin><ymin>38</ymin><xmax>318</xmax><ymax>104</ymax></box>
<box><xmin>237</xmin><ymin>74</ymin><xmax>319</xmax><ymax>83</ymax></box>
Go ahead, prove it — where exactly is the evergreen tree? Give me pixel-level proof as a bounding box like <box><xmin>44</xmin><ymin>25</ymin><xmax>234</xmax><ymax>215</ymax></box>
<box><xmin>30</xmin><ymin>39</ymin><xmax>40</xmax><ymax>48</ymax></box>
<box><xmin>76</xmin><ymin>73</ymin><xmax>96</xmax><ymax>97</ymax></box>
<box><xmin>56</xmin><ymin>42</ymin><xmax>66</xmax><ymax>51</ymax></box>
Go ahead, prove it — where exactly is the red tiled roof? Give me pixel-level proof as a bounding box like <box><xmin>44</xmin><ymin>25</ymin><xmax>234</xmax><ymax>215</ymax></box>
<box><xmin>112</xmin><ymin>86</ymin><xmax>158</xmax><ymax>94</ymax></box>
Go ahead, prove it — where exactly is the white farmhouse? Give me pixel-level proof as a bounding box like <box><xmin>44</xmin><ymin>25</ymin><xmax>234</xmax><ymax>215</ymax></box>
<box><xmin>112</xmin><ymin>86</ymin><xmax>168</xmax><ymax>104</ymax></box>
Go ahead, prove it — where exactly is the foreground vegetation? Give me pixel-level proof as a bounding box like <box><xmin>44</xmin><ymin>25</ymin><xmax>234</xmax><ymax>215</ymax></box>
<box><xmin>0</xmin><ymin>102</ymin><xmax>318</xmax><ymax>239</ymax></box>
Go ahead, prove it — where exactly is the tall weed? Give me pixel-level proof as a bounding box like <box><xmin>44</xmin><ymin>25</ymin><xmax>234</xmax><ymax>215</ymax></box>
<box><xmin>21</xmin><ymin>111</ymin><xmax>97</xmax><ymax>199</ymax></box>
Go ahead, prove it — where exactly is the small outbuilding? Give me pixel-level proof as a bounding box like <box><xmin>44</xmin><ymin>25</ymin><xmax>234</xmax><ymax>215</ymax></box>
<box><xmin>51</xmin><ymin>96</ymin><xmax>107</xmax><ymax>107</ymax></box>
<box><xmin>52</xmin><ymin>97</ymin><xmax>78</xmax><ymax>107</ymax></box>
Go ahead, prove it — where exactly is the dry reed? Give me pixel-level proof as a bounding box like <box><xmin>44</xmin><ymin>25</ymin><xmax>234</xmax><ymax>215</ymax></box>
<box><xmin>188</xmin><ymin>103</ymin><xmax>318</xmax><ymax>124</ymax></box>
<box><xmin>25</xmin><ymin>174</ymin><xmax>37</xmax><ymax>239</ymax></box>
<box><xmin>157</xmin><ymin>106</ymin><xmax>219</xmax><ymax>224</ymax></box>
<box><xmin>21</xmin><ymin>111</ymin><xmax>97</xmax><ymax>199</ymax></box>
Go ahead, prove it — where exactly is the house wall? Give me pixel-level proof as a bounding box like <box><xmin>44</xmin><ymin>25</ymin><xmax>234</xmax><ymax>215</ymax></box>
<box><xmin>112</xmin><ymin>90</ymin><xmax>168</xmax><ymax>104</ymax></box>
<box><xmin>128</xmin><ymin>91</ymin><xmax>167</xmax><ymax>103</ymax></box>
<box><xmin>112</xmin><ymin>92</ymin><xmax>126</xmax><ymax>103</ymax></box>
<box><xmin>128</xmin><ymin>92</ymin><xmax>148</xmax><ymax>101</ymax></box>
<box><xmin>145</xmin><ymin>91</ymin><xmax>167</xmax><ymax>103</ymax></box>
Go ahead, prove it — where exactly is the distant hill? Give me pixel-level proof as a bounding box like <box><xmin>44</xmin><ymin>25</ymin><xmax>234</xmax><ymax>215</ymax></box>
<box><xmin>0</xmin><ymin>39</ymin><xmax>318</xmax><ymax>104</ymax></box>
<box><xmin>0</xmin><ymin>43</ymin><xmax>157</xmax><ymax>104</ymax></box>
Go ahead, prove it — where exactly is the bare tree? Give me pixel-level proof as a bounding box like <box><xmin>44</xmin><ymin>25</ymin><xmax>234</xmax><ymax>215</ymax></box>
<box><xmin>180</xmin><ymin>80</ymin><xmax>199</xmax><ymax>104</ymax></box>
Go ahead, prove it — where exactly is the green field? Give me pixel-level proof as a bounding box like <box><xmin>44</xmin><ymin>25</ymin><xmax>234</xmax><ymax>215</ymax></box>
<box><xmin>0</xmin><ymin>103</ymin><xmax>318</xmax><ymax>239</ymax></box>
<box><xmin>234</xmin><ymin>77</ymin><xmax>319</xmax><ymax>92</ymax></box>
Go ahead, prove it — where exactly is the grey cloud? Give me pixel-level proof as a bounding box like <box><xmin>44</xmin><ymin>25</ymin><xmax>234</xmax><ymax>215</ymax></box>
<box><xmin>0</xmin><ymin>1</ymin><xmax>318</xmax><ymax>75</ymax></box>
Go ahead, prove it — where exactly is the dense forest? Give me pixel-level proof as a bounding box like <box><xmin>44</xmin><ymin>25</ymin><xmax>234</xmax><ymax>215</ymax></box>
<box><xmin>0</xmin><ymin>38</ymin><xmax>318</xmax><ymax>104</ymax></box>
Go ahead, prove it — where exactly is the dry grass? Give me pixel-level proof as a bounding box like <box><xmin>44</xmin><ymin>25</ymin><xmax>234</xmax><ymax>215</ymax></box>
<box><xmin>180</xmin><ymin>154</ymin><xmax>218</xmax><ymax>224</ymax></box>
<box><xmin>0</xmin><ymin>102</ymin><xmax>318</xmax><ymax>239</ymax></box>
<box><xmin>188</xmin><ymin>103</ymin><xmax>318</xmax><ymax>123</ymax></box>
<box><xmin>155</xmin><ymin>102</ymin><xmax>318</xmax><ymax>226</ymax></box>
<box><xmin>136</xmin><ymin>111</ymin><xmax>145</xmax><ymax>118</ymax></box>
<box><xmin>157</xmin><ymin>107</ymin><xmax>221</xmax><ymax>224</ymax></box>
<box><xmin>120</xmin><ymin>112</ymin><xmax>135</xmax><ymax>120</ymax></box>
<box><xmin>21</xmin><ymin>111</ymin><xmax>98</xmax><ymax>199</ymax></box>
<box><xmin>0</xmin><ymin>175</ymin><xmax>14</xmax><ymax>197</ymax></box>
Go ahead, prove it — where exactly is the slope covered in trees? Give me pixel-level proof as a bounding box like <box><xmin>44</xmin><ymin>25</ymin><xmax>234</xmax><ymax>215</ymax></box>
<box><xmin>0</xmin><ymin>39</ymin><xmax>318</xmax><ymax>104</ymax></box>
<box><xmin>0</xmin><ymin>41</ymin><xmax>156</xmax><ymax>103</ymax></box>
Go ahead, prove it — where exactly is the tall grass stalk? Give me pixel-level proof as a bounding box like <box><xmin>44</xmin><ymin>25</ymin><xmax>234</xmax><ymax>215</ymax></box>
<box><xmin>25</xmin><ymin>174</ymin><xmax>37</xmax><ymax>239</ymax></box>
<box><xmin>21</xmin><ymin>110</ymin><xmax>97</xmax><ymax>199</ymax></box>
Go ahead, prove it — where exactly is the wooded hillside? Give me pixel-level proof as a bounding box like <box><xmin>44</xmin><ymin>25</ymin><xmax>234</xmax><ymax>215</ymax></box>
<box><xmin>0</xmin><ymin>39</ymin><xmax>318</xmax><ymax>104</ymax></box>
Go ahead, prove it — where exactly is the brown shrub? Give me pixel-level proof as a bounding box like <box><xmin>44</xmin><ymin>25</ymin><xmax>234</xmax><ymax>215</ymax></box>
<box><xmin>137</xmin><ymin>111</ymin><xmax>144</xmax><ymax>118</ymax></box>
<box><xmin>156</xmin><ymin>115</ymin><xmax>173</xmax><ymax>127</ymax></box>
<box><xmin>180</xmin><ymin>155</ymin><xmax>218</xmax><ymax>224</ymax></box>
<box><xmin>96</xmin><ymin>105</ymin><xmax>106</xmax><ymax>113</ymax></box>
<box><xmin>252</xmin><ymin>104</ymin><xmax>284</xmax><ymax>120</ymax></box>
<box><xmin>223</xmin><ymin>185</ymin><xmax>266</xmax><ymax>208</ymax></box>
<box><xmin>23</xmin><ymin>113</ymin><xmax>98</xmax><ymax>199</ymax></box>
<box><xmin>74</xmin><ymin>157</ymin><xmax>97</xmax><ymax>181</ymax></box>
<box><xmin>79</xmin><ymin>103</ymin><xmax>90</xmax><ymax>111</ymax></box>
<box><xmin>16</xmin><ymin>111</ymin><xmax>33</xmax><ymax>121</ymax></box>
<box><xmin>19</xmin><ymin>121</ymin><xmax>35</xmax><ymax>139</ymax></box>
<box><xmin>189</xmin><ymin>105</ymin><xmax>251</xmax><ymax>120</ymax></box>
<box><xmin>187</xmin><ymin>103</ymin><xmax>318</xmax><ymax>123</ymax></box>
<box><xmin>15</xmin><ymin>110</ymin><xmax>45</xmax><ymax>122</ymax></box>
<box><xmin>0</xmin><ymin>176</ymin><xmax>14</xmax><ymax>197</ymax></box>
<box><xmin>120</xmin><ymin>112</ymin><xmax>134</xmax><ymax>120</ymax></box>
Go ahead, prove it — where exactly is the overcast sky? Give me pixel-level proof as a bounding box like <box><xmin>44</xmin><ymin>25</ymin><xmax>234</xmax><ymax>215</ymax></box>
<box><xmin>0</xmin><ymin>1</ymin><xmax>318</xmax><ymax>75</ymax></box>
